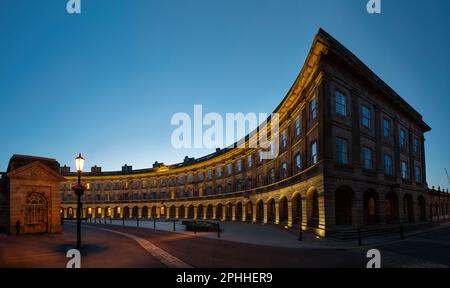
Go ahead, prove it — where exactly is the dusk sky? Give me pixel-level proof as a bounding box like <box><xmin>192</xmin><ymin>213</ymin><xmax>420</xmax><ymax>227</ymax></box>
<box><xmin>1</xmin><ymin>0</ymin><xmax>449</xmax><ymax>189</ymax></box>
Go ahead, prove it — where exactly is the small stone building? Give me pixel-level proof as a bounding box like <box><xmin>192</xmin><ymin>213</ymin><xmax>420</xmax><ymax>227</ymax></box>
<box><xmin>0</xmin><ymin>155</ymin><xmax>64</xmax><ymax>234</ymax></box>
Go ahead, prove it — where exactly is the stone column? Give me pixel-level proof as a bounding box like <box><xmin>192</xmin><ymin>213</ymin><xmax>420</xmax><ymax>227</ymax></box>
<box><xmin>287</xmin><ymin>201</ymin><xmax>293</xmax><ymax>227</ymax></box>
<box><xmin>213</xmin><ymin>205</ymin><xmax>217</xmax><ymax>220</ymax></box>
<box><xmin>194</xmin><ymin>206</ymin><xmax>198</xmax><ymax>220</ymax></box>
<box><xmin>138</xmin><ymin>208</ymin><xmax>142</xmax><ymax>219</ymax></box>
<box><xmin>156</xmin><ymin>207</ymin><xmax>160</xmax><ymax>219</ymax></box>
<box><xmin>252</xmin><ymin>204</ymin><xmax>257</xmax><ymax>222</ymax></box>
<box><xmin>222</xmin><ymin>206</ymin><xmax>226</xmax><ymax>221</ymax></box>
<box><xmin>203</xmin><ymin>206</ymin><xmax>207</xmax><ymax>220</ymax></box>
<box><xmin>264</xmin><ymin>203</ymin><xmax>268</xmax><ymax>224</ymax></box>
<box><xmin>185</xmin><ymin>206</ymin><xmax>189</xmax><ymax>219</ymax></box>
<box><xmin>232</xmin><ymin>206</ymin><xmax>236</xmax><ymax>221</ymax></box>
<box><xmin>242</xmin><ymin>205</ymin><xmax>247</xmax><ymax>222</ymax></box>
<box><xmin>166</xmin><ymin>208</ymin><xmax>170</xmax><ymax>219</ymax></box>
<box><xmin>275</xmin><ymin>202</ymin><xmax>280</xmax><ymax>224</ymax></box>
<box><xmin>175</xmin><ymin>206</ymin><xmax>179</xmax><ymax>219</ymax></box>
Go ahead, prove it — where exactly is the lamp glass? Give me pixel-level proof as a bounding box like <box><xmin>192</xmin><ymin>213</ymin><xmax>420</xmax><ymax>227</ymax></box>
<box><xmin>75</xmin><ymin>154</ymin><xmax>85</xmax><ymax>172</ymax></box>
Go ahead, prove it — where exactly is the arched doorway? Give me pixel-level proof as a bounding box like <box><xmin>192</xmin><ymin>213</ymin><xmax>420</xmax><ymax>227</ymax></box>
<box><xmin>95</xmin><ymin>207</ymin><xmax>102</xmax><ymax>219</ymax></box>
<box><xmin>206</xmin><ymin>204</ymin><xmax>213</xmax><ymax>219</ymax></box>
<box><xmin>151</xmin><ymin>206</ymin><xmax>157</xmax><ymax>218</ymax></box>
<box><xmin>235</xmin><ymin>202</ymin><xmax>243</xmax><ymax>221</ymax></box>
<box><xmin>245</xmin><ymin>201</ymin><xmax>253</xmax><ymax>222</ymax></box>
<box><xmin>267</xmin><ymin>199</ymin><xmax>276</xmax><ymax>223</ymax></box>
<box><xmin>404</xmin><ymin>194</ymin><xmax>414</xmax><ymax>223</ymax></box>
<box><xmin>142</xmin><ymin>206</ymin><xmax>149</xmax><ymax>219</ymax></box>
<box><xmin>418</xmin><ymin>196</ymin><xmax>426</xmax><ymax>222</ymax></box>
<box><xmin>385</xmin><ymin>192</ymin><xmax>399</xmax><ymax>224</ymax></box>
<box><xmin>292</xmin><ymin>193</ymin><xmax>302</xmax><ymax>226</ymax></box>
<box><xmin>123</xmin><ymin>206</ymin><xmax>130</xmax><ymax>219</ymax></box>
<box><xmin>279</xmin><ymin>197</ymin><xmax>288</xmax><ymax>224</ymax></box>
<box><xmin>216</xmin><ymin>204</ymin><xmax>223</xmax><ymax>220</ymax></box>
<box><xmin>225</xmin><ymin>203</ymin><xmax>233</xmax><ymax>220</ymax></box>
<box><xmin>335</xmin><ymin>186</ymin><xmax>354</xmax><ymax>226</ymax></box>
<box><xmin>169</xmin><ymin>205</ymin><xmax>176</xmax><ymax>219</ymax></box>
<box><xmin>114</xmin><ymin>207</ymin><xmax>121</xmax><ymax>219</ymax></box>
<box><xmin>364</xmin><ymin>189</ymin><xmax>379</xmax><ymax>225</ymax></box>
<box><xmin>160</xmin><ymin>205</ymin><xmax>166</xmax><ymax>218</ymax></box>
<box><xmin>307</xmin><ymin>188</ymin><xmax>319</xmax><ymax>228</ymax></box>
<box><xmin>187</xmin><ymin>205</ymin><xmax>194</xmax><ymax>219</ymax></box>
<box><xmin>178</xmin><ymin>205</ymin><xmax>185</xmax><ymax>218</ymax></box>
<box><xmin>256</xmin><ymin>200</ymin><xmax>264</xmax><ymax>223</ymax></box>
<box><xmin>132</xmin><ymin>206</ymin><xmax>139</xmax><ymax>218</ymax></box>
<box><xmin>197</xmin><ymin>204</ymin><xmax>204</xmax><ymax>219</ymax></box>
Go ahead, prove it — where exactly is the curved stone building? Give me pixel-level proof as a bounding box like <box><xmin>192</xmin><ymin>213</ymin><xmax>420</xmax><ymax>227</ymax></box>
<box><xmin>60</xmin><ymin>29</ymin><xmax>447</xmax><ymax>237</ymax></box>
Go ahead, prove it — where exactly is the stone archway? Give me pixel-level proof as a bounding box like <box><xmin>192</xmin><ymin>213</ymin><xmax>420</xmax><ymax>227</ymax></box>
<box><xmin>225</xmin><ymin>203</ymin><xmax>233</xmax><ymax>220</ymax></box>
<box><xmin>197</xmin><ymin>204</ymin><xmax>204</xmax><ymax>219</ymax></box>
<box><xmin>335</xmin><ymin>186</ymin><xmax>354</xmax><ymax>226</ymax></box>
<box><xmin>245</xmin><ymin>201</ymin><xmax>253</xmax><ymax>222</ymax></box>
<box><xmin>169</xmin><ymin>205</ymin><xmax>176</xmax><ymax>219</ymax></box>
<box><xmin>187</xmin><ymin>205</ymin><xmax>195</xmax><ymax>219</ymax></box>
<box><xmin>291</xmin><ymin>193</ymin><xmax>302</xmax><ymax>226</ymax></box>
<box><xmin>216</xmin><ymin>204</ymin><xmax>223</xmax><ymax>220</ymax></box>
<box><xmin>418</xmin><ymin>196</ymin><xmax>426</xmax><ymax>222</ymax></box>
<box><xmin>307</xmin><ymin>188</ymin><xmax>319</xmax><ymax>228</ymax></box>
<box><xmin>151</xmin><ymin>206</ymin><xmax>157</xmax><ymax>218</ymax></box>
<box><xmin>235</xmin><ymin>202</ymin><xmax>243</xmax><ymax>221</ymax></box>
<box><xmin>142</xmin><ymin>206</ymin><xmax>149</xmax><ymax>219</ymax></box>
<box><xmin>123</xmin><ymin>206</ymin><xmax>130</xmax><ymax>219</ymax></box>
<box><xmin>385</xmin><ymin>192</ymin><xmax>399</xmax><ymax>224</ymax></box>
<box><xmin>256</xmin><ymin>200</ymin><xmax>264</xmax><ymax>223</ymax></box>
<box><xmin>279</xmin><ymin>197</ymin><xmax>288</xmax><ymax>224</ymax></box>
<box><xmin>404</xmin><ymin>194</ymin><xmax>415</xmax><ymax>223</ymax></box>
<box><xmin>267</xmin><ymin>199</ymin><xmax>276</xmax><ymax>223</ymax></box>
<box><xmin>206</xmin><ymin>204</ymin><xmax>214</xmax><ymax>219</ymax></box>
<box><xmin>178</xmin><ymin>205</ymin><xmax>185</xmax><ymax>218</ymax></box>
<box><xmin>363</xmin><ymin>189</ymin><xmax>379</xmax><ymax>225</ymax></box>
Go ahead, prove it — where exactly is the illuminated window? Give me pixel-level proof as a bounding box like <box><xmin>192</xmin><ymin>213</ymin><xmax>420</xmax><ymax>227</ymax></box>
<box><xmin>401</xmin><ymin>161</ymin><xmax>408</xmax><ymax>179</ymax></box>
<box><xmin>384</xmin><ymin>154</ymin><xmax>393</xmax><ymax>176</ymax></box>
<box><xmin>247</xmin><ymin>155</ymin><xmax>253</xmax><ymax>168</ymax></box>
<box><xmin>217</xmin><ymin>167</ymin><xmax>222</xmax><ymax>177</ymax></box>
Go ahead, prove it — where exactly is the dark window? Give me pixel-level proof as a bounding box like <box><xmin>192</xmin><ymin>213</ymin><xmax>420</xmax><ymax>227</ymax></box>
<box><xmin>336</xmin><ymin>137</ymin><xmax>348</xmax><ymax>164</ymax></box>
<box><xmin>361</xmin><ymin>105</ymin><xmax>371</xmax><ymax>128</ymax></box>
<box><xmin>335</xmin><ymin>91</ymin><xmax>347</xmax><ymax>116</ymax></box>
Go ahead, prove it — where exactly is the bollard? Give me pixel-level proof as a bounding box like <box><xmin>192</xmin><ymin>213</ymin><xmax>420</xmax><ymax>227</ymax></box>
<box><xmin>153</xmin><ymin>218</ymin><xmax>156</xmax><ymax>229</ymax></box>
<box><xmin>358</xmin><ymin>228</ymin><xmax>362</xmax><ymax>246</ymax></box>
<box><xmin>137</xmin><ymin>216</ymin><xmax>139</xmax><ymax>227</ymax></box>
<box><xmin>173</xmin><ymin>220</ymin><xmax>176</xmax><ymax>231</ymax></box>
<box><xmin>400</xmin><ymin>225</ymin><xmax>404</xmax><ymax>240</ymax></box>
<box><xmin>217</xmin><ymin>222</ymin><xmax>221</xmax><ymax>238</ymax></box>
<box><xmin>122</xmin><ymin>217</ymin><xmax>125</xmax><ymax>226</ymax></box>
<box><xmin>298</xmin><ymin>227</ymin><xmax>303</xmax><ymax>241</ymax></box>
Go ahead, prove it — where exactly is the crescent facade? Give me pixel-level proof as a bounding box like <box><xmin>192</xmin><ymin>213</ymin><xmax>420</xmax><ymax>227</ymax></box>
<box><xmin>60</xmin><ymin>29</ymin><xmax>442</xmax><ymax>237</ymax></box>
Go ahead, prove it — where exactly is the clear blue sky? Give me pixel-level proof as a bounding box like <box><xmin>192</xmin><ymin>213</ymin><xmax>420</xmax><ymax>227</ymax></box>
<box><xmin>0</xmin><ymin>0</ymin><xmax>449</xmax><ymax>189</ymax></box>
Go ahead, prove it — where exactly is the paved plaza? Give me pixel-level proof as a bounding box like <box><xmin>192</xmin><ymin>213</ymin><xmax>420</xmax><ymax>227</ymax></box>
<box><xmin>1</xmin><ymin>221</ymin><xmax>450</xmax><ymax>268</ymax></box>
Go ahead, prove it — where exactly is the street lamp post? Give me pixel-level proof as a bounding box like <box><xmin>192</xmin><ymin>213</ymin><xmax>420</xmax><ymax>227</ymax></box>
<box><xmin>72</xmin><ymin>153</ymin><xmax>85</xmax><ymax>249</ymax></box>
